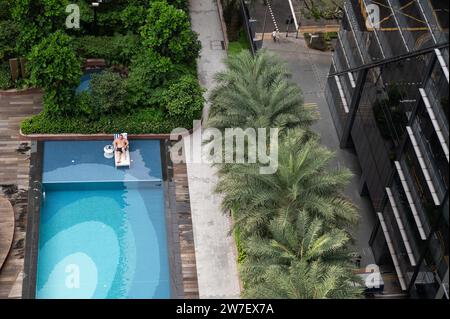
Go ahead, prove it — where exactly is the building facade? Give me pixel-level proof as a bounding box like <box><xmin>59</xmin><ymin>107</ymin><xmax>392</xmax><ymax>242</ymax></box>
<box><xmin>325</xmin><ymin>0</ymin><xmax>449</xmax><ymax>298</ymax></box>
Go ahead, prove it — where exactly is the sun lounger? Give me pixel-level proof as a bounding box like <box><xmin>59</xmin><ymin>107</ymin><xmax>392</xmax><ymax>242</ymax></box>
<box><xmin>114</xmin><ymin>133</ymin><xmax>130</xmax><ymax>168</ymax></box>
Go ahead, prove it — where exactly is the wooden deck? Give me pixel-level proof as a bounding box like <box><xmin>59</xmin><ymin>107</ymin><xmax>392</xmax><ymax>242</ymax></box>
<box><xmin>173</xmin><ymin>162</ymin><xmax>199</xmax><ymax>299</ymax></box>
<box><xmin>0</xmin><ymin>92</ymin><xmax>42</xmax><ymax>298</ymax></box>
<box><xmin>0</xmin><ymin>196</ymin><xmax>14</xmax><ymax>270</ymax></box>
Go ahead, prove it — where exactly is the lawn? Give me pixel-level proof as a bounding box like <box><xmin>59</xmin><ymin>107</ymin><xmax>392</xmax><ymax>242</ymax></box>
<box><xmin>228</xmin><ymin>29</ymin><xmax>251</xmax><ymax>56</ymax></box>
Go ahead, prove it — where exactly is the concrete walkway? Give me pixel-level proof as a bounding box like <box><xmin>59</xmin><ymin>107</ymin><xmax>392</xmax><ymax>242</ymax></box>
<box><xmin>262</xmin><ymin>37</ymin><xmax>376</xmax><ymax>268</ymax></box>
<box><xmin>185</xmin><ymin>0</ymin><xmax>241</xmax><ymax>298</ymax></box>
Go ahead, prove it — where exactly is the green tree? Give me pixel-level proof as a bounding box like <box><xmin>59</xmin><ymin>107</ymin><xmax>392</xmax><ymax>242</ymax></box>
<box><xmin>11</xmin><ymin>0</ymin><xmax>70</xmax><ymax>54</ymax></box>
<box><xmin>244</xmin><ymin>214</ymin><xmax>351</xmax><ymax>267</ymax></box>
<box><xmin>0</xmin><ymin>21</ymin><xmax>19</xmax><ymax>60</ymax></box>
<box><xmin>126</xmin><ymin>49</ymin><xmax>175</xmax><ymax>107</ymax></box>
<box><xmin>140</xmin><ymin>1</ymin><xmax>200</xmax><ymax>64</ymax></box>
<box><xmin>216</xmin><ymin>129</ymin><xmax>358</xmax><ymax>236</ymax></box>
<box><xmin>207</xmin><ymin>50</ymin><xmax>318</xmax><ymax>133</ymax></box>
<box><xmin>159</xmin><ymin>74</ymin><xmax>205</xmax><ymax>123</ymax></box>
<box><xmin>27</xmin><ymin>31</ymin><xmax>81</xmax><ymax>114</ymax></box>
<box><xmin>90</xmin><ymin>71</ymin><xmax>127</xmax><ymax>116</ymax></box>
<box><xmin>240</xmin><ymin>214</ymin><xmax>355</xmax><ymax>288</ymax></box>
<box><xmin>302</xmin><ymin>0</ymin><xmax>344</xmax><ymax>20</ymax></box>
<box><xmin>243</xmin><ymin>260</ymin><xmax>362</xmax><ymax>299</ymax></box>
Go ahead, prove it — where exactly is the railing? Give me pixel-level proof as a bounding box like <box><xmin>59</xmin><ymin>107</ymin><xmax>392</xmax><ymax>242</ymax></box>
<box><xmin>398</xmin><ymin>160</ymin><xmax>431</xmax><ymax>238</ymax></box>
<box><xmin>424</xmin><ymin>82</ymin><xmax>449</xmax><ymax>140</ymax></box>
<box><xmin>410</xmin><ymin>122</ymin><xmax>447</xmax><ymax>203</ymax></box>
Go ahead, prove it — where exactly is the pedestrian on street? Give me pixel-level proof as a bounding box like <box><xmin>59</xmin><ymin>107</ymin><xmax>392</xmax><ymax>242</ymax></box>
<box><xmin>272</xmin><ymin>29</ymin><xmax>278</xmax><ymax>42</ymax></box>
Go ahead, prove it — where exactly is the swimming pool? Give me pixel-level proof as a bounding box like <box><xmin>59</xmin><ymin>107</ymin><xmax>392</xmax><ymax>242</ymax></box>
<box><xmin>36</xmin><ymin>140</ymin><xmax>171</xmax><ymax>299</ymax></box>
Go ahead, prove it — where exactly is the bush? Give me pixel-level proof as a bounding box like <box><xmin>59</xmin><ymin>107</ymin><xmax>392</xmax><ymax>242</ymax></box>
<box><xmin>90</xmin><ymin>71</ymin><xmax>128</xmax><ymax>116</ymax></box>
<box><xmin>140</xmin><ymin>1</ymin><xmax>200</xmax><ymax>64</ymax></box>
<box><xmin>73</xmin><ymin>35</ymin><xmax>141</xmax><ymax>65</ymax></box>
<box><xmin>27</xmin><ymin>31</ymin><xmax>81</xmax><ymax>114</ymax></box>
<box><xmin>120</xmin><ymin>4</ymin><xmax>147</xmax><ymax>32</ymax></box>
<box><xmin>0</xmin><ymin>0</ymin><xmax>11</xmax><ymax>20</ymax></box>
<box><xmin>27</xmin><ymin>31</ymin><xmax>81</xmax><ymax>90</ymax></box>
<box><xmin>12</xmin><ymin>0</ymin><xmax>70</xmax><ymax>54</ymax></box>
<box><xmin>0</xmin><ymin>63</ymin><xmax>12</xmax><ymax>90</ymax></box>
<box><xmin>126</xmin><ymin>49</ymin><xmax>176</xmax><ymax>107</ymax></box>
<box><xmin>159</xmin><ymin>74</ymin><xmax>204</xmax><ymax>121</ymax></box>
<box><xmin>0</xmin><ymin>21</ymin><xmax>19</xmax><ymax>60</ymax></box>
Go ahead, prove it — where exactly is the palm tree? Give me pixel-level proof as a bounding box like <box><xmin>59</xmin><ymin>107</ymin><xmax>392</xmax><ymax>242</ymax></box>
<box><xmin>246</xmin><ymin>213</ymin><xmax>351</xmax><ymax>265</ymax></box>
<box><xmin>240</xmin><ymin>213</ymin><xmax>356</xmax><ymax>287</ymax></box>
<box><xmin>242</xmin><ymin>260</ymin><xmax>363</xmax><ymax>299</ymax></box>
<box><xmin>216</xmin><ymin>129</ymin><xmax>358</xmax><ymax>236</ymax></box>
<box><xmin>207</xmin><ymin>50</ymin><xmax>318</xmax><ymax>132</ymax></box>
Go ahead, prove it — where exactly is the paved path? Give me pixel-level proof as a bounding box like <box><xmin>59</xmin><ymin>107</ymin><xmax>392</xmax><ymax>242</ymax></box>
<box><xmin>262</xmin><ymin>37</ymin><xmax>376</xmax><ymax>268</ymax></box>
<box><xmin>0</xmin><ymin>92</ymin><xmax>42</xmax><ymax>298</ymax></box>
<box><xmin>185</xmin><ymin>0</ymin><xmax>241</xmax><ymax>298</ymax></box>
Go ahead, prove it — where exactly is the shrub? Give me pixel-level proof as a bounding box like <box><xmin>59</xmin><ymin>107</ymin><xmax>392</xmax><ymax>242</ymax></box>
<box><xmin>73</xmin><ymin>35</ymin><xmax>141</xmax><ymax>66</ymax></box>
<box><xmin>140</xmin><ymin>1</ymin><xmax>201</xmax><ymax>64</ymax></box>
<box><xmin>0</xmin><ymin>63</ymin><xmax>12</xmax><ymax>90</ymax></box>
<box><xmin>90</xmin><ymin>71</ymin><xmax>128</xmax><ymax>116</ymax></box>
<box><xmin>0</xmin><ymin>0</ymin><xmax>11</xmax><ymax>20</ymax></box>
<box><xmin>76</xmin><ymin>91</ymin><xmax>93</xmax><ymax>117</ymax></box>
<box><xmin>0</xmin><ymin>21</ymin><xmax>19</xmax><ymax>60</ymax></box>
<box><xmin>21</xmin><ymin>108</ymin><xmax>185</xmax><ymax>135</ymax></box>
<box><xmin>27</xmin><ymin>31</ymin><xmax>81</xmax><ymax>90</ymax></box>
<box><xmin>126</xmin><ymin>49</ymin><xmax>175</xmax><ymax>107</ymax></box>
<box><xmin>120</xmin><ymin>4</ymin><xmax>147</xmax><ymax>32</ymax></box>
<box><xmin>159</xmin><ymin>74</ymin><xmax>204</xmax><ymax>121</ymax></box>
<box><xmin>12</xmin><ymin>0</ymin><xmax>70</xmax><ymax>54</ymax></box>
<box><xmin>27</xmin><ymin>31</ymin><xmax>81</xmax><ymax>114</ymax></box>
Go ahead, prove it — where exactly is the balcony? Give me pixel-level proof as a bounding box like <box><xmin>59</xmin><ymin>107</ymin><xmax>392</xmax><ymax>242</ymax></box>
<box><xmin>396</xmin><ymin>160</ymin><xmax>431</xmax><ymax>238</ymax></box>
<box><xmin>419</xmin><ymin>88</ymin><xmax>449</xmax><ymax>162</ymax></box>
<box><xmin>407</xmin><ymin>123</ymin><xmax>447</xmax><ymax>205</ymax></box>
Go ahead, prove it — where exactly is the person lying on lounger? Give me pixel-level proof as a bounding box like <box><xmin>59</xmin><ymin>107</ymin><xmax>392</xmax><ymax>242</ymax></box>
<box><xmin>114</xmin><ymin>134</ymin><xmax>129</xmax><ymax>163</ymax></box>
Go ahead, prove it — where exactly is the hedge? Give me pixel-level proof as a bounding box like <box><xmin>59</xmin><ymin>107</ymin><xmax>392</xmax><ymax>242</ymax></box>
<box><xmin>73</xmin><ymin>35</ymin><xmax>141</xmax><ymax>65</ymax></box>
<box><xmin>21</xmin><ymin>108</ymin><xmax>199</xmax><ymax>135</ymax></box>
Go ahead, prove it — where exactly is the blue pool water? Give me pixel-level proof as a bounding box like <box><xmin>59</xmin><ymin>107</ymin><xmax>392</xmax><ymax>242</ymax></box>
<box><xmin>36</xmin><ymin>140</ymin><xmax>171</xmax><ymax>299</ymax></box>
<box><xmin>75</xmin><ymin>70</ymin><xmax>102</xmax><ymax>94</ymax></box>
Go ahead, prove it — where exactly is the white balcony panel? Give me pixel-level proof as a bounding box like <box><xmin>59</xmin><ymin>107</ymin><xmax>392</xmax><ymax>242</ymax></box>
<box><xmin>334</xmin><ymin>76</ymin><xmax>350</xmax><ymax>113</ymax></box>
<box><xmin>386</xmin><ymin>187</ymin><xmax>417</xmax><ymax>266</ymax></box>
<box><xmin>406</xmin><ymin>126</ymin><xmax>441</xmax><ymax>205</ymax></box>
<box><xmin>419</xmin><ymin>88</ymin><xmax>449</xmax><ymax>162</ymax></box>
<box><xmin>394</xmin><ymin>161</ymin><xmax>427</xmax><ymax>240</ymax></box>
<box><xmin>377</xmin><ymin>212</ymin><xmax>408</xmax><ymax>291</ymax></box>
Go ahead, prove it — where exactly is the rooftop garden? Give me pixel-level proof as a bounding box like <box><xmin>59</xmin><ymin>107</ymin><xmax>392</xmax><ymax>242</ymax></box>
<box><xmin>0</xmin><ymin>0</ymin><xmax>204</xmax><ymax>134</ymax></box>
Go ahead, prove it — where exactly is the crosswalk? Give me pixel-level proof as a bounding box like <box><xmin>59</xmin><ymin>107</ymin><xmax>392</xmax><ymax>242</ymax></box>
<box><xmin>267</xmin><ymin>0</ymin><xmax>279</xmax><ymax>32</ymax></box>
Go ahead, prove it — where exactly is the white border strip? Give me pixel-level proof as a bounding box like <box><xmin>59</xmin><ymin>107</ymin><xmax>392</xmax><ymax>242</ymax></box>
<box><xmin>337</xmin><ymin>34</ymin><xmax>357</xmax><ymax>88</ymax></box>
<box><xmin>377</xmin><ymin>212</ymin><xmax>408</xmax><ymax>291</ymax></box>
<box><xmin>287</xmin><ymin>0</ymin><xmax>299</xmax><ymax>30</ymax></box>
<box><xmin>343</xmin><ymin>2</ymin><xmax>366</xmax><ymax>64</ymax></box>
<box><xmin>416</xmin><ymin>0</ymin><xmax>437</xmax><ymax>44</ymax></box>
<box><xmin>334</xmin><ymin>76</ymin><xmax>350</xmax><ymax>113</ymax></box>
<box><xmin>386</xmin><ymin>187</ymin><xmax>416</xmax><ymax>266</ymax></box>
<box><xmin>386</xmin><ymin>0</ymin><xmax>410</xmax><ymax>52</ymax></box>
<box><xmin>406</xmin><ymin>126</ymin><xmax>441</xmax><ymax>205</ymax></box>
<box><xmin>361</xmin><ymin>0</ymin><xmax>386</xmax><ymax>58</ymax></box>
<box><xmin>419</xmin><ymin>88</ymin><xmax>449</xmax><ymax>162</ymax></box>
<box><xmin>394</xmin><ymin>161</ymin><xmax>427</xmax><ymax>240</ymax></box>
<box><xmin>435</xmin><ymin>49</ymin><xmax>449</xmax><ymax>83</ymax></box>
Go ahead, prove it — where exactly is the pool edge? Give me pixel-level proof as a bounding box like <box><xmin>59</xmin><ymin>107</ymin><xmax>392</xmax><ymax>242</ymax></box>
<box><xmin>22</xmin><ymin>141</ymin><xmax>43</xmax><ymax>299</ymax></box>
